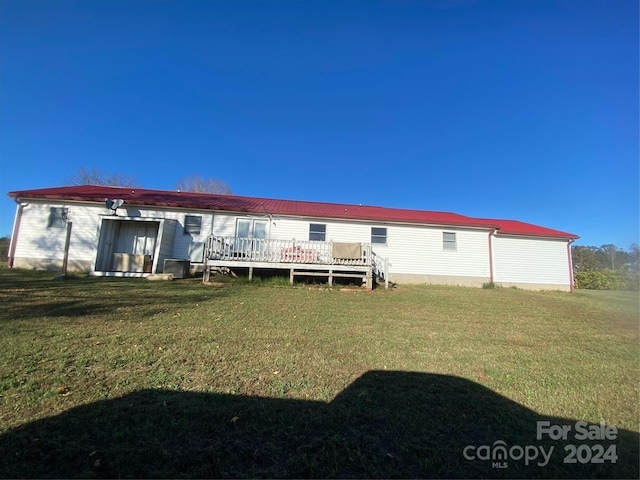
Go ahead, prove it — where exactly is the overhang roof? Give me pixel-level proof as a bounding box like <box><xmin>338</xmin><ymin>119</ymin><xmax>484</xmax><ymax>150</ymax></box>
<box><xmin>7</xmin><ymin>185</ymin><xmax>579</xmax><ymax>239</ymax></box>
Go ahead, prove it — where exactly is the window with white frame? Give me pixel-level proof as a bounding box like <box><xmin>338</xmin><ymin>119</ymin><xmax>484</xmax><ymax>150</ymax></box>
<box><xmin>443</xmin><ymin>232</ymin><xmax>457</xmax><ymax>250</ymax></box>
<box><xmin>236</xmin><ymin>219</ymin><xmax>268</xmax><ymax>239</ymax></box>
<box><xmin>371</xmin><ymin>227</ymin><xmax>387</xmax><ymax>245</ymax></box>
<box><xmin>184</xmin><ymin>215</ymin><xmax>202</xmax><ymax>235</ymax></box>
<box><xmin>48</xmin><ymin>207</ymin><xmax>68</xmax><ymax>228</ymax></box>
<box><xmin>309</xmin><ymin>223</ymin><xmax>326</xmax><ymax>241</ymax></box>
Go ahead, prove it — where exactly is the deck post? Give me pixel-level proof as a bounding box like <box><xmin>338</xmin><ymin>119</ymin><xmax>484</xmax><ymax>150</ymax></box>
<box><xmin>202</xmin><ymin>238</ymin><xmax>210</xmax><ymax>283</ymax></box>
<box><xmin>248</xmin><ymin>266</ymin><xmax>253</xmax><ymax>281</ymax></box>
<box><xmin>328</xmin><ymin>270</ymin><xmax>333</xmax><ymax>286</ymax></box>
<box><xmin>290</xmin><ymin>268</ymin><xmax>294</xmax><ymax>285</ymax></box>
<box><xmin>202</xmin><ymin>262</ymin><xmax>208</xmax><ymax>284</ymax></box>
<box><xmin>365</xmin><ymin>268</ymin><xmax>372</xmax><ymax>290</ymax></box>
<box><xmin>61</xmin><ymin>221</ymin><xmax>73</xmax><ymax>275</ymax></box>
<box><xmin>385</xmin><ymin>258</ymin><xmax>389</xmax><ymax>289</ymax></box>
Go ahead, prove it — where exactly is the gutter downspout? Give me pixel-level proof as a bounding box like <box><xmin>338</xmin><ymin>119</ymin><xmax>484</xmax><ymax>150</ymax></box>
<box><xmin>8</xmin><ymin>200</ymin><xmax>24</xmax><ymax>268</ymax></box>
<box><xmin>488</xmin><ymin>228</ymin><xmax>497</xmax><ymax>283</ymax></box>
<box><xmin>567</xmin><ymin>239</ymin><xmax>576</xmax><ymax>293</ymax></box>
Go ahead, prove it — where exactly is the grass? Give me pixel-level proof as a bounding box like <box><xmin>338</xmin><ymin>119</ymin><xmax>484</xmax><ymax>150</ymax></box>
<box><xmin>0</xmin><ymin>266</ymin><xmax>638</xmax><ymax>478</ymax></box>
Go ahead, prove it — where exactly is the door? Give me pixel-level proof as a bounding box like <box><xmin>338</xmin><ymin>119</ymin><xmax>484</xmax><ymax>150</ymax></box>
<box><xmin>235</xmin><ymin>219</ymin><xmax>268</xmax><ymax>258</ymax></box>
<box><xmin>116</xmin><ymin>222</ymin><xmax>158</xmax><ymax>255</ymax></box>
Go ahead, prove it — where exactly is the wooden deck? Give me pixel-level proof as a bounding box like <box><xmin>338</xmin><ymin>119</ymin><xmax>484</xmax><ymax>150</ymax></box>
<box><xmin>202</xmin><ymin>236</ymin><xmax>384</xmax><ymax>288</ymax></box>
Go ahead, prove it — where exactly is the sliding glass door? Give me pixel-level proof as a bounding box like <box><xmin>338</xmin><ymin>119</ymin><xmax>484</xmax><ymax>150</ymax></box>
<box><xmin>235</xmin><ymin>219</ymin><xmax>268</xmax><ymax>257</ymax></box>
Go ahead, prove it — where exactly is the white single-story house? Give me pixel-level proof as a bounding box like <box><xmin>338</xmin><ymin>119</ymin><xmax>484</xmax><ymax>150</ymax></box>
<box><xmin>7</xmin><ymin>185</ymin><xmax>579</xmax><ymax>290</ymax></box>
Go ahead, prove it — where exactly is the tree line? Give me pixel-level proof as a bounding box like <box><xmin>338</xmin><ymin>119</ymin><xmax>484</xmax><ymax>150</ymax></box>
<box><xmin>572</xmin><ymin>244</ymin><xmax>639</xmax><ymax>290</ymax></box>
<box><xmin>65</xmin><ymin>167</ymin><xmax>233</xmax><ymax>194</ymax></box>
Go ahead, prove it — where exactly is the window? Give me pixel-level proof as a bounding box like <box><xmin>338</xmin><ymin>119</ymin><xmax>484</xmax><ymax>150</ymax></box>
<box><xmin>443</xmin><ymin>232</ymin><xmax>457</xmax><ymax>250</ymax></box>
<box><xmin>309</xmin><ymin>223</ymin><xmax>326</xmax><ymax>241</ymax></box>
<box><xmin>371</xmin><ymin>227</ymin><xmax>387</xmax><ymax>245</ymax></box>
<box><xmin>184</xmin><ymin>215</ymin><xmax>202</xmax><ymax>235</ymax></box>
<box><xmin>48</xmin><ymin>207</ymin><xmax>68</xmax><ymax>228</ymax></box>
<box><xmin>236</xmin><ymin>219</ymin><xmax>267</xmax><ymax>239</ymax></box>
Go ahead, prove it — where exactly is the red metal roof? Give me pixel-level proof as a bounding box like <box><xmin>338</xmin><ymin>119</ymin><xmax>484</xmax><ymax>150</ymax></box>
<box><xmin>7</xmin><ymin>185</ymin><xmax>579</xmax><ymax>239</ymax></box>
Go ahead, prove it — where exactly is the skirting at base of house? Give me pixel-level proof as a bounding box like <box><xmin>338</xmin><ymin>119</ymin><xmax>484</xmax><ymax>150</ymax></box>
<box><xmin>8</xmin><ymin>257</ymin><xmax>571</xmax><ymax>291</ymax></box>
<box><xmin>10</xmin><ymin>257</ymin><xmax>92</xmax><ymax>273</ymax></box>
<box><xmin>493</xmin><ymin>281</ymin><xmax>571</xmax><ymax>292</ymax></box>
<box><xmin>388</xmin><ymin>273</ymin><xmax>490</xmax><ymax>287</ymax></box>
<box><xmin>387</xmin><ymin>272</ymin><xmax>571</xmax><ymax>291</ymax></box>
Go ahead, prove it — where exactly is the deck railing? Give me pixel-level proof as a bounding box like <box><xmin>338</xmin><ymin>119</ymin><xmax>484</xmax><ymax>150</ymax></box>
<box><xmin>372</xmin><ymin>252</ymin><xmax>390</xmax><ymax>289</ymax></box>
<box><xmin>205</xmin><ymin>236</ymin><xmax>372</xmax><ymax>267</ymax></box>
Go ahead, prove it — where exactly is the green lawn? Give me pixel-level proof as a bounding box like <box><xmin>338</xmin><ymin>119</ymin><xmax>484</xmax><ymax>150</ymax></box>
<box><xmin>0</xmin><ymin>267</ymin><xmax>638</xmax><ymax>478</ymax></box>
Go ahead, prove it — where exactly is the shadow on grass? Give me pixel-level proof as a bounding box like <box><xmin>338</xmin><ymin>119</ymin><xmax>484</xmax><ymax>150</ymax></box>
<box><xmin>1</xmin><ymin>371</ymin><xmax>637</xmax><ymax>479</ymax></box>
<box><xmin>0</xmin><ymin>270</ymin><xmax>228</xmax><ymax>321</ymax></box>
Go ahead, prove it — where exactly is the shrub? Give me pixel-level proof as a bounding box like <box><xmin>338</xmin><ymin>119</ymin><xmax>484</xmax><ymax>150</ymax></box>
<box><xmin>574</xmin><ymin>269</ymin><xmax>639</xmax><ymax>291</ymax></box>
<box><xmin>0</xmin><ymin>237</ymin><xmax>9</xmax><ymax>263</ymax></box>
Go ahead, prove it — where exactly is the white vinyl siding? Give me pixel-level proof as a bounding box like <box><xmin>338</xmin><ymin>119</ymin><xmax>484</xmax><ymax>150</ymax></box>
<box><xmin>13</xmin><ymin>202</ymin><xmax>102</xmax><ymax>265</ymax></box>
<box><xmin>270</xmin><ymin>218</ymin><xmax>371</xmax><ymax>244</ymax></box>
<box><xmin>11</xmin><ymin>199</ymin><xmax>571</xmax><ymax>288</ymax></box>
<box><xmin>493</xmin><ymin>236</ymin><xmax>570</xmax><ymax>285</ymax></box>
<box><xmin>378</xmin><ymin>225</ymin><xmax>490</xmax><ymax>278</ymax></box>
<box><xmin>173</xmin><ymin>213</ymin><xmax>213</xmax><ymax>260</ymax></box>
<box><xmin>234</xmin><ymin>216</ymin><xmax>490</xmax><ymax>278</ymax></box>
<box><xmin>12</xmin><ymin>200</ymin><xmax>213</xmax><ymax>270</ymax></box>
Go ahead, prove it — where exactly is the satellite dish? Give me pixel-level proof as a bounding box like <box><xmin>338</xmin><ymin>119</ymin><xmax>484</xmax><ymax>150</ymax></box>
<box><xmin>105</xmin><ymin>198</ymin><xmax>125</xmax><ymax>214</ymax></box>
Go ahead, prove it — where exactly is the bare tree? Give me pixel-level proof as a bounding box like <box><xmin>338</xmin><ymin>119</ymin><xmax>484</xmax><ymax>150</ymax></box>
<box><xmin>64</xmin><ymin>167</ymin><xmax>140</xmax><ymax>187</ymax></box>
<box><xmin>176</xmin><ymin>175</ymin><xmax>232</xmax><ymax>194</ymax></box>
<box><xmin>600</xmin><ymin>244</ymin><xmax>620</xmax><ymax>270</ymax></box>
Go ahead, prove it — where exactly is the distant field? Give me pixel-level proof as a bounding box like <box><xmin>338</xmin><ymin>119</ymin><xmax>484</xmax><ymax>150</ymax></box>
<box><xmin>0</xmin><ymin>267</ymin><xmax>637</xmax><ymax>478</ymax></box>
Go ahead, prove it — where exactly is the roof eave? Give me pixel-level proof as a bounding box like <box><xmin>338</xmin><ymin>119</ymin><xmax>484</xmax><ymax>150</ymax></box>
<box><xmin>6</xmin><ymin>186</ymin><xmax>579</xmax><ymax>240</ymax></box>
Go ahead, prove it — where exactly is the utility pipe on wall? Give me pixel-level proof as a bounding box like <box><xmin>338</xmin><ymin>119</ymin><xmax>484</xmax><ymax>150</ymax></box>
<box><xmin>7</xmin><ymin>201</ymin><xmax>25</xmax><ymax>268</ymax></box>
<box><xmin>567</xmin><ymin>238</ymin><xmax>576</xmax><ymax>293</ymax></box>
<box><xmin>488</xmin><ymin>228</ymin><xmax>498</xmax><ymax>283</ymax></box>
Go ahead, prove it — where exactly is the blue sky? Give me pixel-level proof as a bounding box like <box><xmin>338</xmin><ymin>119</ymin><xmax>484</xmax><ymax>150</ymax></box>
<box><xmin>1</xmin><ymin>0</ymin><xmax>638</xmax><ymax>248</ymax></box>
